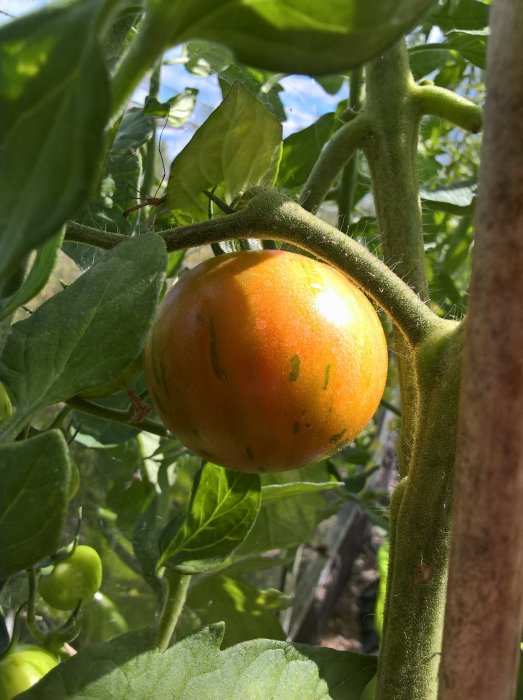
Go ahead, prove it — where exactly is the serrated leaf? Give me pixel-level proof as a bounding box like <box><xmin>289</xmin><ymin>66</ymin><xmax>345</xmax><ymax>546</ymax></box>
<box><xmin>166</xmin><ymin>81</ymin><xmax>282</xmax><ymax>225</ymax></box>
<box><xmin>187</xmin><ymin>574</ymin><xmax>288</xmax><ymax>647</ymax></box>
<box><xmin>0</xmin><ymin>431</ymin><xmax>71</xmax><ymax>578</ymax></box>
<box><xmin>21</xmin><ymin>624</ymin><xmax>376</xmax><ymax>700</ymax></box>
<box><xmin>0</xmin><ymin>235</ymin><xmax>166</xmax><ymax>439</ymax></box>
<box><xmin>168</xmin><ymin>0</ymin><xmax>438</xmax><ymax>75</ymax></box>
<box><xmin>0</xmin><ymin>1</ymin><xmax>110</xmax><ymax>282</ymax></box>
<box><xmin>0</xmin><ymin>229</ymin><xmax>63</xmax><ymax>323</ymax></box>
<box><xmin>159</xmin><ymin>463</ymin><xmax>261</xmax><ymax>573</ymax></box>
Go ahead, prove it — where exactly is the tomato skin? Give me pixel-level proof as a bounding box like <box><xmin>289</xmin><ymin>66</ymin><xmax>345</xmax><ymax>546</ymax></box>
<box><xmin>145</xmin><ymin>250</ymin><xmax>388</xmax><ymax>472</ymax></box>
<box><xmin>38</xmin><ymin>545</ymin><xmax>102</xmax><ymax>611</ymax></box>
<box><xmin>0</xmin><ymin>645</ymin><xmax>59</xmax><ymax>699</ymax></box>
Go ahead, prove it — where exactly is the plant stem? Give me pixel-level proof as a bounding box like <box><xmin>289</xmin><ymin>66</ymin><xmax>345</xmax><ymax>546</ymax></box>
<box><xmin>413</xmin><ymin>84</ymin><xmax>483</xmax><ymax>133</ymax></box>
<box><xmin>364</xmin><ymin>41</ymin><xmax>427</xmax><ymax>298</ymax></box>
<box><xmin>300</xmin><ymin>113</ymin><xmax>371</xmax><ymax>212</ymax></box>
<box><xmin>378</xmin><ymin>323</ymin><xmax>463</xmax><ymax>700</ymax></box>
<box><xmin>337</xmin><ymin>67</ymin><xmax>363</xmax><ymax>232</ymax></box>
<box><xmin>362</xmin><ymin>40</ymin><xmax>461</xmax><ymax>700</ymax></box>
<box><xmin>65</xmin><ymin>222</ymin><xmax>125</xmax><ymax>249</ymax></box>
<box><xmin>440</xmin><ymin>2</ymin><xmax>523</xmax><ymax>697</ymax></box>
<box><xmin>66</xmin><ymin>396</ymin><xmax>169</xmax><ymax>437</ymax></box>
<box><xmin>156</xmin><ymin>570</ymin><xmax>191</xmax><ymax>652</ymax></box>
<box><xmin>65</xmin><ymin>189</ymin><xmax>441</xmax><ymax>347</ymax></box>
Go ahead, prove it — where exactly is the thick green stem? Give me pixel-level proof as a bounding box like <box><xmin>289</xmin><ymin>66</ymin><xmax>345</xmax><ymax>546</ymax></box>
<box><xmin>363</xmin><ymin>41</ymin><xmax>460</xmax><ymax>700</ymax></box>
<box><xmin>66</xmin><ymin>190</ymin><xmax>440</xmax><ymax>347</ymax></box>
<box><xmin>364</xmin><ymin>42</ymin><xmax>426</xmax><ymax>297</ymax></box>
<box><xmin>413</xmin><ymin>84</ymin><xmax>483</xmax><ymax>133</ymax></box>
<box><xmin>156</xmin><ymin>571</ymin><xmax>191</xmax><ymax>652</ymax></box>
<box><xmin>378</xmin><ymin>323</ymin><xmax>463</xmax><ymax>699</ymax></box>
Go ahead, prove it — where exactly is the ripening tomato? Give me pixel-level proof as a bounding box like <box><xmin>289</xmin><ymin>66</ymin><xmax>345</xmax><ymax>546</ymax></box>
<box><xmin>38</xmin><ymin>545</ymin><xmax>102</xmax><ymax>611</ymax></box>
<box><xmin>0</xmin><ymin>645</ymin><xmax>59</xmax><ymax>699</ymax></box>
<box><xmin>145</xmin><ymin>250</ymin><xmax>388</xmax><ymax>472</ymax></box>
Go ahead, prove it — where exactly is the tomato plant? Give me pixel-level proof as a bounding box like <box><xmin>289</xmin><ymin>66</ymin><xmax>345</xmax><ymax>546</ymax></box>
<box><xmin>145</xmin><ymin>250</ymin><xmax>387</xmax><ymax>472</ymax></box>
<box><xmin>38</xmin><ymin>546</ymin><xmax>103</xmax><ymax>611</ymax></box>
<box><xmin>0</xmin><ymin>645</ymin><xmax>59</xmax><ymax>699</ymax></box>
<box><xmin>0</xmin><ymin>2</ymin><xmax>521</xmax><ymax>700</ymax></box>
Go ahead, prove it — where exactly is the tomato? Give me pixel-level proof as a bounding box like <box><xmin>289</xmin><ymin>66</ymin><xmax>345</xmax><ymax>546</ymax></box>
<box><xmin>145</xmin><ymin>249</ymin><xmax>388</xmax><ymax>472</ymax></box>
<box><xmin>0</xmin><ymin>382</ymin><xmax>13</xmax><ymax>424</ymax></box>
<box><xmin>38</xmin><ymin>545</ymin><xmax>102</xmax><ymax>611</ymax></box>
<box><xmin>78</xmin><ymin>353</ymin><xmax>143</xmax><ymax>399</ymax></box>
<box><xmin>0</xmin><ymin>645</ymin><xmax>59</xmax><ymax>699</ymax></box>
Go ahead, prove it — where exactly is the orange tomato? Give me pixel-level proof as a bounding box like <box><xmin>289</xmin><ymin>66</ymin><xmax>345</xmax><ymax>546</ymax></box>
<box><xmin>145</xmin><ymin>250</ymin><xmax>387</xmax><ymax>472</ymax></box>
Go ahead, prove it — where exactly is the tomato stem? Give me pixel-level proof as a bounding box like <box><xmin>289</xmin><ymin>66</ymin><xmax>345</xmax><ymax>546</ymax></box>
<box><xmin>156</xmin><ymin>571</ymin><xmax>191</xmax><ymax>652</ymax></box>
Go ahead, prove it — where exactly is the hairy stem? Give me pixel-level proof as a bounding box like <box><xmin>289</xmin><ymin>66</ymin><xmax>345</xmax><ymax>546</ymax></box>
<box><xmin>413</xmin><ymin>84</ymin><xmax>483</xmax><ymax>133</ymax></box>
<box><xmin>300</xmin><ymin>113</ymin><xmax>370</xmax><ymax>212</ymax></box>
<box><xmin>362</xmin><ymin>40</ymin><xmax>460</xmax><ymax>700</ymax></box>
<box><xmin>66</xmin><ymin>190</ymin><xmax>441</xmax><ymax>348</ymax></box>
<box><xmin>66</xmin><ymin>396</ymin><xmax>168</xmax><ymax>437</ymax></box>
<box><xmin>156</xmin><ymin>571</ymin><xmax>191</xmax><ymax>652</ymax></box>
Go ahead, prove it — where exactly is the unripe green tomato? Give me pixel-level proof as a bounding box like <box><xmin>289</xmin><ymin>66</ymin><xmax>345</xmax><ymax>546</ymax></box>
<box><xmin>0</xmin><ymin>645</ymin><xmax>59</xmax><ymax>699</ymax></box>
<box><xmin>0</xmin><ymin>382</ymin><xmax>13</xmax><ymax>424</ymax></box>
<box><xmin>38</xmin><ymin>545</ymin><xmax>102</xmax><ymax>611</ymax></box>
<box><xmin>78</xmin><ymin>353</ymin><xmax>143</xmax><ymax>399</ymax></box>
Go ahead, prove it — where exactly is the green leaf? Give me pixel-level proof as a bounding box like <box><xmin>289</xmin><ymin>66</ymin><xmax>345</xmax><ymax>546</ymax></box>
<box><xmin>113</xmin><ymin>107</ymin><xmax>155</xmax><ymax>151</ymax></box>
<box><xmin>427</xmin><ymin>0</ymin><xmax>490</xmax><ymax>31</ymax></box>
<box><xmin>166</xmin><ymin>81</ymin><xmax>282</xmax><ymax>225</ymax></box>
<box><xmin>169</xmin><ymin>0</ymin><xmax>438</xmax><ymax>74</ymax></box>
<box><xmin>144</xmin><ymin>89</ymin><xmax>198</xmax><ymax>127</ymax></box>
<box><xmin>0</xmin><ymin>235</ymin><xmax>166</xmax><ymax>439</ymax></box>
<box><xmin>278</xmin><ymin>113</ymin><xmax>337</xmax><ymax>190</ymax></box>
<box><xmin>445</xmin><ymin>29</ymin><xmax>488</xmax><ymax>68</ymax></box>
<box><xmin>261</xmin><ymin>480</ymin><xmax>343</xmax><ymax>504</ymax></box>
<box><xmin>21</xmin><ymin>624</ymin><xmax>376</xmax><ymax>699</ymax></box>
<box><xmin>238</xmin><ymin>467</ymin><xmax>334</xmax><ymax>554</ymax></box>
<box><xmin>0</xmin><ymin>229</ymin><xmax>63</xmax><ymax>323</ymax></box>
<box><xmin>408</xmin><ymin>46</ymin><xmax>456</xmax><ymax>81</ymax></box>
<box><xmin>0</xmin><ymin>1</ymin><xmax>110</xmax><ymax>282</ymax></box>
<box><xmin>0</xmin><ymin>431</ymin><xmax>71</xmax><ymax>579</ymax></box>
<box><xmin>420</xmin><ymin>181</ymin><xmax>477</xmax><ymax>213</ymax></box>
<box><xmin>187</xmin><ymin>574</ymin><xmax>288</xmax><ymax>647</ymax></box>
<box><xmin>159</xmin><ymin>463</ymin><xmax>261</xmax><ymax>573</ymax></box>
